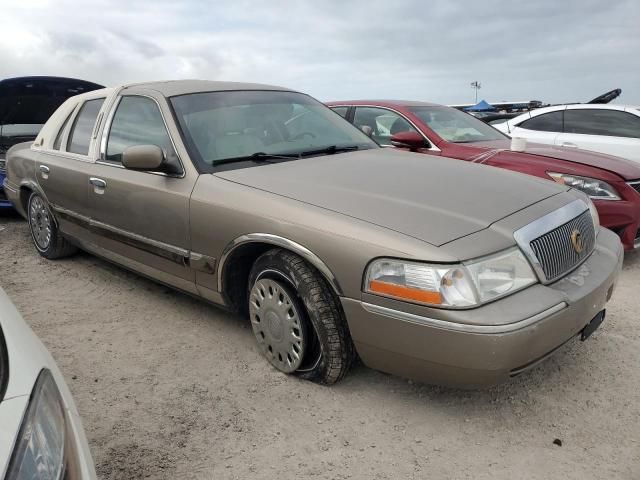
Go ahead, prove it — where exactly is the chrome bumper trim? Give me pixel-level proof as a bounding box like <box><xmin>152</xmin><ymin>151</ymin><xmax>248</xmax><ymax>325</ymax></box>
<box><xmin>361</xmin><ymin>302</ymin><xmax>567</xmax><ymax>334</ymax></box>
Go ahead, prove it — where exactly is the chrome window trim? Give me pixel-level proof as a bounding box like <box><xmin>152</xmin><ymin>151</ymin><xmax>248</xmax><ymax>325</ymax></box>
<box><xmin>99</xmin><ymin>93</ymin><xmax>186</xmax><ymax>179</ymax></box>
<box><xmin>362</xmin><ymin>301</ymin><xmax>567</xmax><ymax>334</ymax></box>
<box><xmin>514</xmin><ymin>199</ymin><xmax>591</xmax><ymax>284</ymax></box>
<box><xmin>330</xmin><ymin>104</ymin><xmax>441</xmax><ymax>152</ymax></box>
<box><xmin>217</xmin><ymin>233</ymin><xmax>342</xmax><ymax>295</ymax></box>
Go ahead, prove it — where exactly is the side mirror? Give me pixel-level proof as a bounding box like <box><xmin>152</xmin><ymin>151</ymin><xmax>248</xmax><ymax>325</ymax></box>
<box><xmin>390</xmin><ymin>131</ymin><xmax>430</xmax><ymax>151</ymax></box>
<box><xmin>122</xmin><ymin>145</ymin><xmax>164</xmax><ymax>171</ymax></box>
<box><xmin>360</xmin><ymin>125</ymin><xmax>374</xmax><ymax>137</ymax></box>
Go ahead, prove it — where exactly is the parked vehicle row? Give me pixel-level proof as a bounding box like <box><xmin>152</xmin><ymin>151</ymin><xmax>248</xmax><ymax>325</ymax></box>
<box><xmin>495</xmin><ymin>103</ymin><xmax>640</xmax><ymax>162</ymax></box>
<box><xmin>327</xmin><ymin>100</ymin><xmax>640</xmax><ymax>250</ymax></box>
<box><xmin>3</xmin><ymin>80</ymin><xmax>623</xmax><ymax>389</ymax></box>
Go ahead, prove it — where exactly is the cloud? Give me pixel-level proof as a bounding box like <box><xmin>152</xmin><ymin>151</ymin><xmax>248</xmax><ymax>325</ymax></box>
<box><xmin>1</xmin><ymin>0</ymin><xmax>638</xmax><ymax>104</ymax></box>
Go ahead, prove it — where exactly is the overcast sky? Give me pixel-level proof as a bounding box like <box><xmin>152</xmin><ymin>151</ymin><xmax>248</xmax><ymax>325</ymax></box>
<box><xmin>2</xmin><ymin>0</ymin><xmax>639</xmax><ymax>105</ymax></box>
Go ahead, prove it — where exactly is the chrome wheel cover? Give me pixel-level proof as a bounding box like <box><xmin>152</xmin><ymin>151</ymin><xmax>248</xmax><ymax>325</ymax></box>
<box><xmin>249</xmin><ymin>278</ymin><xmax>305</xmax><ymax>373</ymax></box>
<box><xmin>29</xmin><ymin>195</ymin><xmax>52</xmax><ymax>250</ymax></box>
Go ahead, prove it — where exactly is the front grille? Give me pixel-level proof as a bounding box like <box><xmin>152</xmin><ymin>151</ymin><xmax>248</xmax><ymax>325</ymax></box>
<box><xmin>529</xmin><ymin>210</ymin><xmax>595</xmax><ymax>282</ymax></box>
<box><xmin>0</xmin><ymin>159</ymin><xmax>5</xmax><ymax>174</ymax></box>
<box><xmin>628</xmin><ymin>181</ymin><xmax>640</xmax><ymax>194</ymax></box>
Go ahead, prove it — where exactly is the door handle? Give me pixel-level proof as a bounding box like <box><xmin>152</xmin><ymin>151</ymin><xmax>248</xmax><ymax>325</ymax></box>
<box><xmin>39</xmin><ymin>165</ymin><xmax>50</xmax><ymax>179</ymax></box>
<box><xmin>89</xmin><ymin>177</ymin><xmax>107</xmax><ymax>194</ymax></box>
<box><xmin>89</xmin><ymin>178</ymin><xmax>107</xmax><ymax>188</ymax></box>
<box><xmin>561</xmin><ymin>142</ymin><xmax>578</xmax><ymax>148</ymax></box>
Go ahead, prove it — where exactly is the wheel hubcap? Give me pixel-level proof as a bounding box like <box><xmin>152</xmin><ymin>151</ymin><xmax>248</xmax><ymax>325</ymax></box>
<box><xmin>249</xmin><ymin>278</ymin><xmax>305</xmax><ymax>373</ymax></box>
<box><xmin>29</xmin><ymin>196</ymin><xmax>52</xmax><ymax>250</ymax></box>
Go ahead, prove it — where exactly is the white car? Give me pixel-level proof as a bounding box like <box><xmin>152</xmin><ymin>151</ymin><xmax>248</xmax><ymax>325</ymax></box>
<box><xmin>495</xmin><ymin>104</ymin><xmax>640</xmax><ymax>162</ymax></box>
<box><xmin>0</xmin><ymin>288</ymin><xmax>96</xmax><ymax>479</ymax></box>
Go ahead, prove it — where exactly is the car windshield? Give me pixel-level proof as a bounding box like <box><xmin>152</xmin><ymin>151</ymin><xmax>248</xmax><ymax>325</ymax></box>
<box><xmin>409</xmin><ymin>106</ymin><xmax>508</xmax><ymax>143</ymax></box>
<box><xmin>171</xmin><ymin>90</ymin><xmax>378</xmax><ymax>169</ymax></box>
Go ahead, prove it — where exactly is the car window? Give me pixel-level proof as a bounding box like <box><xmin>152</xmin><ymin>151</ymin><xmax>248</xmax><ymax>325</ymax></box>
<box><xmin>67</xmin><ymin>98</ymin><xmax>105</xmax><ymax>155</ymax></box>
<box><xmin>353</xmin><ymin>107</ymin><xmax>418</xmax><ymax>146</ymax></box>
<box><xmin>564</xmin><ymin>109</ymin><xmax>640</xmax><ymax>138</ymax></box>
<box><xmin>518</xmin><ymin>111</ymin><xmax>563</xmax><ymax>132</ymax></box>
<box><xmin>53</xmin><ymin>109</ymin><xmax>74</xmax><ymax>150</ymax></box>
<box><xmin>170</xmin><ymin>90</ymin><xmax>376</xmax><ymax>169</ymax></box>
<box><xmin>330</xmin><ymin>106</ymin><xmax>349</xmax><ymax>118</ymax></box>
<box><xmin>106</xmin><ymin>96</ymin><xmax>180</xmax><ymax>172</ymax></box>
<box><xmin>409</xmin><ymin>106</ymin><xmax>506</xmax><ymax>143</ymax></box>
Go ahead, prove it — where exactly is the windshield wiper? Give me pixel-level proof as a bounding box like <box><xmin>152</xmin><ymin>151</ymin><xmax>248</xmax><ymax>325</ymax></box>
<box><xmin>298</xmin><ymin>145</ymin><xmax>360</xmax><ymax>157</ymax></box>
<box><xmin>213</xmin><ymin>151</ymin><xmax>300</xmax><ymax>166</ymax></box>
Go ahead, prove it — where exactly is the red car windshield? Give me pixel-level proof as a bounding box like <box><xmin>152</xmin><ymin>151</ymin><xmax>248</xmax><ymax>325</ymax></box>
<box><xmin>409</xmin><ymin>106</ymin><xmax>508</xmax><ymax>143</ymax></box>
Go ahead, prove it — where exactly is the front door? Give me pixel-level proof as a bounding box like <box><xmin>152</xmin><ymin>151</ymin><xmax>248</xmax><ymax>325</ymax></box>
<box><xmin>87</xmin><ymin>94</ymin><xmax>197</xmax><ymax>293</ymax></box>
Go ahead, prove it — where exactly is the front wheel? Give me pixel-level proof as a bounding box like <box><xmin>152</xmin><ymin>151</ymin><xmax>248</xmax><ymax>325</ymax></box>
<box><xmin>247</xmin><ymin>249</ymin><xmax>354</xmax><ymax>385</ymax></box>
<box><xmin>27</xmin><ymin>192</ymin><xmax>77</xmax><ymax>259</ymax></box>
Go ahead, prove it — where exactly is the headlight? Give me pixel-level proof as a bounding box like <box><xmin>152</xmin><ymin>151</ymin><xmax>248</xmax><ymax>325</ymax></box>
<box><xmin>6</xmin><ymin>369</ymin><xmax>66</xmax><ymax>479</ymax></box>
<box><xmin>548</xmin><ymin>172</ymin><xmax>620</xmax><ymax>200</ymax></box>
<box><xmin>364</xmin><ymin>248</ymin><xmax>537</xmax><ymax>308</ymax></box>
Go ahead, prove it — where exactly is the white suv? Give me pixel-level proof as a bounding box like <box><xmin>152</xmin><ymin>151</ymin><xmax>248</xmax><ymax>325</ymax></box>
<box><xmin>495</xmin><ymin>104</ymin><xmax>640</xmax><ymax>163</ymax></box>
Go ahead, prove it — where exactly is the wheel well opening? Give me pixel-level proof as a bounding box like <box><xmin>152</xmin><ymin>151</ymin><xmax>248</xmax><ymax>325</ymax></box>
<box><xmin>222</xmin><ymin>243</ymin><xmax>273</xmax><ymax>316</ymax></box>
<box><xmin>19</xmin><ymin>186</ymin><xmax>32</xmax><ymax>213</ymax></box>
<box><xmin>221</xmin><ymin>242</ymin><xmax>341</xmax><ymax>317</ymax></box>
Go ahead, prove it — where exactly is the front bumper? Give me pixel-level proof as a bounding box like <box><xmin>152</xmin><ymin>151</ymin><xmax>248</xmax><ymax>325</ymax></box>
<box><xmin>0</xmin><ymin>173</ymin><xmax>13</xmax><ymax>209</ymax></box>
<box><xmin>595</xmin><ymin>189</ymin><xmax>640</xmax><ymax>250</ymax></box>
<box><xmin>342</xmin><ymin>228</ymin><xmax>623</xmax><ymax>387</ymax></box>
<box><xmin>1</xmin><ymin>177</ymin><xmax>20</xmax><ymax>213</ymax></box>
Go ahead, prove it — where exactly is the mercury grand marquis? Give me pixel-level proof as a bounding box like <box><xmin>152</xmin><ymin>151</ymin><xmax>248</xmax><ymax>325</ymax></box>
<box><xmin>3</xmin><ymin>80</ymin><xmax>623</xmax><ymax>386</ymax></box>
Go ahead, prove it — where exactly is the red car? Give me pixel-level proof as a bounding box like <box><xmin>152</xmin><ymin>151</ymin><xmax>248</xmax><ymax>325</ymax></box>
<box><xmin>327</xmin><ymin>100</ymin><xmax>640</xmax><ymax>250</ymax></box>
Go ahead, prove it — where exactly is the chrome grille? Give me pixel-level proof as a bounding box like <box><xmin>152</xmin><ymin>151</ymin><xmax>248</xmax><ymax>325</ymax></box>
<box><xmin>628</xmin><ymin>181</ymin><xmax>640</xmax><ymax>194</ymax></box>
<box><xmin>529</xmin><ymin>210</ymin><xmax>595</xmax><ymax>282</ymax></box>
<box><xmin>0</xmin><ymin>159</ymin><xmax>5</xmax><ymax>174</ymax></box>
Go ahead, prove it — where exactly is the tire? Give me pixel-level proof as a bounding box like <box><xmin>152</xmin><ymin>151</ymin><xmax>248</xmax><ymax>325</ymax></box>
<box><xmin>247</xmin><ymin>248</ymin><xmax>354</xmax><ymax>385</ymax></box>
<box><xmin>27</xmin><ymin>192</ymin><xmax>77</xmax><ymax>259</ymax></box>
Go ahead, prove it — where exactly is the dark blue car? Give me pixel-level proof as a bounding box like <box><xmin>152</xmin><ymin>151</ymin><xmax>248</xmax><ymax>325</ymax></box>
<box><xmin>0</xmin><ymin>76</ymin><xmax>103</xmax><ymax>210</ymax></box>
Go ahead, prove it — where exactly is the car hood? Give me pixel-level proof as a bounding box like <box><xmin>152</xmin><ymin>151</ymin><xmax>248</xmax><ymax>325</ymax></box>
<box><xmin>0</xmin><ymin>76</ymin><xmax>104</xmax><ymax>155</ymax></box>
<box><xmin>214</xmin><ymin>148</ymin><xmax>566</xmax><ymax>246</ymax></box>
<box><xmin>469</xmin><ymin>140</ymin><xmax>640</xmax><ymax>180</ymax></box>
<box><xmin>0</xmin><ymin>76</ymin><xmax>103</xmax><ymax>126</ymax></box>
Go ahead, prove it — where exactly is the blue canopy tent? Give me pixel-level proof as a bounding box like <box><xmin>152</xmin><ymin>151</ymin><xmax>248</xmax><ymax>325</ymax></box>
<box><xmin>463</xmin><ymin>99</ymin><xmax>496</xmax><ymax>112</ymax></box>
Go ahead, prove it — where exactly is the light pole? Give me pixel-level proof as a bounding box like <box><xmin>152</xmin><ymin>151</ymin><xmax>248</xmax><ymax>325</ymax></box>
<box><xmin>470</xmin><ymin>81</ymin><xmax>481</xmax><ymax>103</ymax></box>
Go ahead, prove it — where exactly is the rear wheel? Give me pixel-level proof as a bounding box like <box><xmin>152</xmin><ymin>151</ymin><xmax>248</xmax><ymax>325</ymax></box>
<box><xmin>27</xmin><ymin>192</ymin><xmax>77</xmax><ymax>259</ymax></box>
<box><xmin>247</xmin><ymin>249</ymin><xmax>354</xmax><ymax>384</ymax></box>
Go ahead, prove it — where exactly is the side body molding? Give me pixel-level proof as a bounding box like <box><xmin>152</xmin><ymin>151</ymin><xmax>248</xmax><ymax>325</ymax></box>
<box><xmin>217</xmin><ymin>233</ymin><xmax>343</xmax><ymax>295</ymax></box>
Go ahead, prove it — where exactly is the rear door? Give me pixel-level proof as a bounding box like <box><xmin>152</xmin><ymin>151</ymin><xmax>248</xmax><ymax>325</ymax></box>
<box><xmin>35</xmin><ymin>93</ymin><xmax>107</xmax><ymax>241</ymax></box>
<box><xmin>555</xmin><ymin>107</ymin><xmax>640</xmax><ymax>161</ymax></box>
<box><xmin>510</xmin><ymin>109</ymin><xmax>563</xmax><ymax>146</ymax></box>
<box><xmin>87</xmin><ymin>93</ymin><xmax>198</xmax><ymax>292</ymax></box>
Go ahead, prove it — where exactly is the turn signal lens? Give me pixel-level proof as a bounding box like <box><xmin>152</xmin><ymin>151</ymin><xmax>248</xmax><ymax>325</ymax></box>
<box><xmin>364</xmin><ymin>259</ymin><xmax>477</xmax><ymax>308</ymax></box>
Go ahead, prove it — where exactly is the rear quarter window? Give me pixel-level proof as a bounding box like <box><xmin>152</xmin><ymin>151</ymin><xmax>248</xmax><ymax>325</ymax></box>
<box><xmin>67</xmin><ymin>98</ymin><xmax>105</xmax><ymax>155</ymax></box>
<box><xmin>518</xmin><ymin>111</ymin><xmax>563</xmax><ymax>132</ymax></box>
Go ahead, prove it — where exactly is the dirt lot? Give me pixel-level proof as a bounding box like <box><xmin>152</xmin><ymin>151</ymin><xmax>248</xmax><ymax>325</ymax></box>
<box><xmin>1</xmin><ymin>213</ymin><xmax>639</xmax><ymax>479</ymax></box>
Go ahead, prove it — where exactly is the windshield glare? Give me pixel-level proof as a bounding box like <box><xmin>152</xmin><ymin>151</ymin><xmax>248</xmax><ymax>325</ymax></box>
<box><xmin>409</xmin><ymin>106</ymin><xmax>507</xmax><ymax>143</ymax></box>
<box><xmin>170</xmin><ymin>91</ymin><xmax>377</xmax><ymax>167</ymax></box>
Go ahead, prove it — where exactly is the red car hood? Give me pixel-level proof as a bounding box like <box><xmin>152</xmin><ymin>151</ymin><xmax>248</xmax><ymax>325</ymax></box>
<box><xmin>467</xmin><ymin>140</ymin><xmax>640</xmax><ymax>180</ymax></box>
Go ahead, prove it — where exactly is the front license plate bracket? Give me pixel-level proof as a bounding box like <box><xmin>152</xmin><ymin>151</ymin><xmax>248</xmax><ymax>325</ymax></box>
<box><xmin>581</xmin><ymin>309</ymin><xmax>605</xmax><ymax>341</ymax></box>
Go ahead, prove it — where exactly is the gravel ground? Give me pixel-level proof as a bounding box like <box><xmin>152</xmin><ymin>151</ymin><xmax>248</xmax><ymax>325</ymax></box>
<box><xmin>1</xmin><ymin>212</ymin><xmax>639</xmax><ymax>479</ymax></box>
